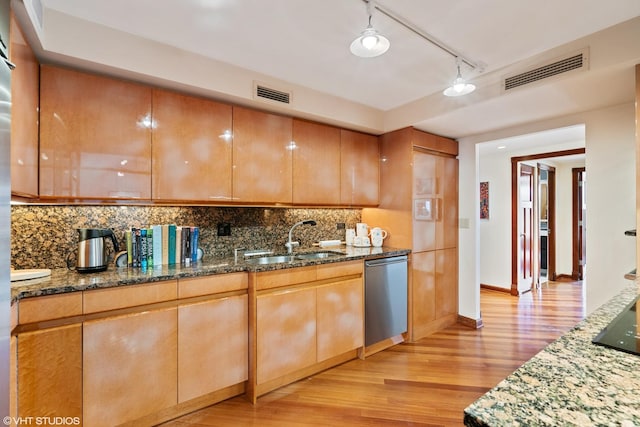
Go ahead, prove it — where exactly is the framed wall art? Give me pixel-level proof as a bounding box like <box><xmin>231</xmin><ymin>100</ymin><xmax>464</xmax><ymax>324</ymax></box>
<box><xmin>480</xmin><ymin>181</ymin><xmax>490</xmax><ymax>219</ymax></box>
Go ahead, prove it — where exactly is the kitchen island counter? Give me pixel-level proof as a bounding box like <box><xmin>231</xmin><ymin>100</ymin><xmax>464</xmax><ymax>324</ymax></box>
<box><xmin>464</xmin><ymin>284</ymin><xmax>640</xmax><ymax>426</ymax></box>
<box><xmin>10</xmin><ymin>245</ymin><xmax>410</xmax><ymax>302</ymax></box>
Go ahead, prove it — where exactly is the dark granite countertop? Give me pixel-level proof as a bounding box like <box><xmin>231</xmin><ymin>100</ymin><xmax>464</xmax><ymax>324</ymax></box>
<box><xmin>464</xmin><ymin>283</ymin><xmax>640</xmax><ymax>426</ymax></box>
<box><xmin>11</xmin><ymin>246</ymin><xmax>410</xmax><ymax>302</ymax></box>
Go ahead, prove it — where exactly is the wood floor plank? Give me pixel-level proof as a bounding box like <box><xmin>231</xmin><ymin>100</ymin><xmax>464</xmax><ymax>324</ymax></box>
<box><xmin>160</xmin><ymin>281</ymin><xmax>585</xmax><ymax>426</ymax></box>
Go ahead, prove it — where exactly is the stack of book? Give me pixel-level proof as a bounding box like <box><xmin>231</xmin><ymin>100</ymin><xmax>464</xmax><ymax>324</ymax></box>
<box><xmin>125</xmin><ymin>225</ymin><xmax>199</xmax><ymax>269</ymax></box>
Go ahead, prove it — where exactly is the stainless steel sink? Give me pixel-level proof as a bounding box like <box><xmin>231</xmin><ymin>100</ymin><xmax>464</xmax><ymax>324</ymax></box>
<box><xmin>294</xmin><ymin>251</ymin><xmax>342</xmax><ymax>260</ymax></box>
<box><xmin>245</xmin><ymin>251</ymin><xmax>343</xmax><ymax>264</ymax></box>
<box><xmin>245</xmin><ymin>255</ymin><xmax>295</xmax><ymax>265</ymax></box>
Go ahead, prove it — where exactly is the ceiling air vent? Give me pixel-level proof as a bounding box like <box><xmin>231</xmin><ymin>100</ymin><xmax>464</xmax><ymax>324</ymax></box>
<box><xmin>504</xmin><ymin>51</ymin><xmax>587</xmax><ymax>91</ymax></box>
<box><xmin>254</xmin><ymin>83</ymin><xmax>292</xmax><ymax>105</ymax></box>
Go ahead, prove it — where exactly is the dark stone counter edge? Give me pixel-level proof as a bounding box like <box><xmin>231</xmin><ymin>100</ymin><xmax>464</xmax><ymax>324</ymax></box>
<box><xmin>11</xmin><ymin>247</ymin><xmax>411</xmax><ymax>302</ymax></box>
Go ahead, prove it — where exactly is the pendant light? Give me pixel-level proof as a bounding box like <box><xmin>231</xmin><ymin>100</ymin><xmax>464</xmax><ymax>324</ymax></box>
<box><xmin>350</xmin><ymin>1</ymin><xmax>390</xmax><ymax>58</ymax></box>
<box><xmin>443</xmin><ymin>58</ymin><xmax>476</xmax><ymax>97</ymax></box>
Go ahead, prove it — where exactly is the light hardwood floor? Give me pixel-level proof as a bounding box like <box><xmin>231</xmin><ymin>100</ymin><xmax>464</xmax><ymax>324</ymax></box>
<box><xmin>161</xmin><ymin>281</ymin><xmax>585</xmax><ymax>427</ymax></box>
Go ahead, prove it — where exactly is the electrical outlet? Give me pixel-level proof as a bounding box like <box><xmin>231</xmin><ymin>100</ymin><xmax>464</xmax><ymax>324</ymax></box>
<box><xmin>336</xmin><ymin>222</ymin><xmax>345</xmax><ymax>230</ymax></box>
<box><xmin>217</xmin><ymin>222</ymin><xmax>231</xmax><ymax>236</ymax></box>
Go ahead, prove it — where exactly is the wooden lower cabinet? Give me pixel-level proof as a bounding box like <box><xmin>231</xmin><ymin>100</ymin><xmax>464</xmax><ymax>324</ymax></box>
<box><xmin>411</xmin><ymin>251</ymin><xmax>436</xmax><ymax>334</ymax></box>
<box><xmin>16</xmin><ymin>324</ymin><xmax>83</xmax><ymax>421</ymax></box>
<box><xmin>435</xmin><ymin>248</ymin><xmax>458</xmax><ymax>319</ymax></box>
<box><xmin>178</xmin><ymin>294</ymin><xmax>248</xmax><ymax>402</ymax></box>
<box><xmin>317</xmin><ymin>278</ymin><xmax>364</xmax><ymax>362</ymax></box>
<box><xmin>411</xmin><ymin>248</ymin><xmax>458</xmax><ymax>340</ymax></box>
<box><xmin>83</xmin><ymin>307</ymin><xmax>178</xmax><ymax>427</ymax></box>
<box><xmin>250</xmin><ymin>262</ymin><xmax>364</xmax><ymax>402</ymax></box>
<box><xmin>256</xmin><ymin>288</ymin><xmax>317</xmax><ymax>384</ymax></box>
<box><xmin>13</xmin><ymin>275</ymin><xmax>250</xmax><ymax>426</ymax></box>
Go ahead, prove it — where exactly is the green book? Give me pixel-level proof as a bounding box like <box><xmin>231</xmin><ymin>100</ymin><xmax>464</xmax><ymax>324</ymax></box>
<box><xmin>168</xmin><ymin>224</ymin><xmax>177</xmax><ymax>265</ymax></box>
<box><xmin>147</xmin><ymin>228</ymin><xmax>153</xmax><ymax>268</ymax></box>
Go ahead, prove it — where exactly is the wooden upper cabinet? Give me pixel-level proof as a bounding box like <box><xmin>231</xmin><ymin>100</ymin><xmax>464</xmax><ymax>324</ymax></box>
<box><xmin>39</xmin><ymin>65</ymin><xmax>152</xmax><ymax>199</ymax></box>
<box><xmin>152</xmin><ymin>89</ymin><xmax>233</xmax><ymax>202</ymax></box>
<box><xmin>232</xmin><ymin>106</ymin><xmax>292</xmax><ymax>204</ymax></box>
<box><xmin>412</xmin><ymin>151</ymin><xmax>459</xmax><ymax>252</ymax></box>
<box><xmin>340</xmin><ymin>129</ymin><xmax>379</xmax><ymax>206</ymax></box>
<box><xmin>439</xmin><ymin>155</ymin><xmax>458</xmax><ymax>250</ymax></box>
<box><xmin>9</xmin><ymin>13</ymin><xmax>39</xmax><ymax>198</ymax></box>
<box><xmin>292</xmin><ymin>119</ymin><xmax>341</xmax><ymax>205</ymax></box>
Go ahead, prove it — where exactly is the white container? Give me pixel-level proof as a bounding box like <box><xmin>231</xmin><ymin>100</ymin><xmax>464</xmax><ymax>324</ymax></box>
<box><xmin>345</xmin><ymin>229</ymin><xmax>356</xmax><ymax>246</ymax></box>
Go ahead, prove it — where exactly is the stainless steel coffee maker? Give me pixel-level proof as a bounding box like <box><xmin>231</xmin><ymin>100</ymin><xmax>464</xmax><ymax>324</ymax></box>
<box><xmin>76</xmin><ymin>228</ymin><xmax>119</xmax><ymax>273</ymax></box>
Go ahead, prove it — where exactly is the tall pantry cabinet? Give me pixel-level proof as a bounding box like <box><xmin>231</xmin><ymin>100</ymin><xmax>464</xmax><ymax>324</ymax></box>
<box><xmin>362</xmin><ymin>127</ymin><xmax>458</xmax><ymax>341</ymax></box>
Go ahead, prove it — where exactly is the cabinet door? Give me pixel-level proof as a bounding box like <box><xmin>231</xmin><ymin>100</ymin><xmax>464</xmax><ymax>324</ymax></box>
<box><xmin>178</xmin><ymin>294</ymin><xmax>248</xmax><ymax>403</ymax></box>
<box><xmin>292</xmin><ymin>119</ymin><xmax>341</xmax><ymax>205</ymax></box>
<box><xmin>40</xmin><ymin>65</ymin><xmax>152</xmax><ymax>199</ymax></box>
<box><xmin>435</xmin><ymin>248</ymin><xmax>458</xmax><ymax>319</ymax></box>
<box><xmin>413</xmin><ymin>152</ymin><xmax>458</xmax><ymax>252</ymax></box>
<box><xmin>340</xmin><ymin>130</ymin><xmax>379</xmax><ymax>206</ymax></box>
<box><xmin>317</xmin><ymin>278</ymin><xmax>363</xmax><ymax>362</ymax></box>
<box><xmin>439</xmin><ymin>156</ymin><xmax>459</xmax><ymax>250</ymax></box>
<box><xmin>232</xmin><ymin>106</ymin><xmax>292</xmax><ymax>203</ymax></box>
<box><xmin>411</xmin><ymin>251</ymin><xmax>436</xmax><ymax>334</ymax></box>
<box><xmin>9</xmin><ymin>13</ymin><xmax>39</xmax><ymax>197</ymax></box>
<box><xmin>152</xmin><ymin>89</ymin><xmax>233</xmax><ymax>202</ymax></box>
<box><xmin>412</xmin><ymin>151</ymin><xmax>438</xmax><ymax>252</ymax></box>
<box><xmin>83</xmin><ymin>307</ymin><xmax>177</xmax><ymax>427</ymax></box>
<box><xmin>16</xmin><ymin>324</ymin><xmax>82</xmax><ymax>420</ymax></box>
<box><xmin>256</xmin><ymin>288</ymin><xmax>316</xmax><ymax>384</ymax></box>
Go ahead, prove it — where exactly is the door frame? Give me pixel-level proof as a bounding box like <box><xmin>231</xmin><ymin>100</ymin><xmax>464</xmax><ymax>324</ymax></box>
<box><xmin>572</xmin><ymin>167</ymin><xmax>586</xmax><ymax>280</ymax></box>
<box><xmin>513</xmin><ymin>163</ymin><xmax>535</xmax><ymax>295</ymax></box>
<box><xmin>510</xmin><ymin>148</ymin><xmax>585</xmax><ymax>295</ymax></box>
<box><xmin>538</xmin><ymin>162</ymin><xmax>556</xmax><ymax>281</ymax></box>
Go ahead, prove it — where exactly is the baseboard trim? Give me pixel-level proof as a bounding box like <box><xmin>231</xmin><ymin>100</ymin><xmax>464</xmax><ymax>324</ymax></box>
<box><xmin>555</xmin><ymin>274</ymin><xmax>576</xmax><ymax>282</ymax></box>
<box><xmin>457</xmin><ymin>314</ymin><xmax>483</xmax><ymax>329</ymax></box>
<box><xmin>480</xmin><ymin>283</ymin><xmax>511</xmax><ymax>293</ymax></box>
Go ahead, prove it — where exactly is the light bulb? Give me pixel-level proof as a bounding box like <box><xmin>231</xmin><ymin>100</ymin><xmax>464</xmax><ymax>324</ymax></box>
<box><xmin>362</xmin><ymin>34</ymin><xmax>379</xmax><ymax>50</ymax></box>
<box><xmin>350</xmin><ymin>24</ymin><xmax>390</xmax><ymax>58</ymax></box>
<box><xmin>453</xmin><ymin>78</ymin><xmax>466</xmax><ymax>93</ymax></box>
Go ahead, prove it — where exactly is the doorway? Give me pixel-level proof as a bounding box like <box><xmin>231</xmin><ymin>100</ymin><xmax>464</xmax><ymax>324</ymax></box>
<box><xmin>510</xmin><ymin>148</ymin><xmax>585</xmax><ymax>295</ymax></box>
<box><xmin>572</xmin><ymin>167</ymin><xmax>586</xmax><ymax>280</ymax></box>
<box><xmin>538</xmin><ymin>163</ymin><xmax>556</xmax><ymax>284</ymax></box>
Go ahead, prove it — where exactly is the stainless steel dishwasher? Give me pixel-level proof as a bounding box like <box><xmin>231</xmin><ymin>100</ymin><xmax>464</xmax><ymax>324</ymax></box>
<box><xmin>364</xmin><ymin>255</ymin><xmax>408</xmax><ymax>346</ymax></box>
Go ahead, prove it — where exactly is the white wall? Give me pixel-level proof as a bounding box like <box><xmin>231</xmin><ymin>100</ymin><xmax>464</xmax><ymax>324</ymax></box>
<box><xmin>584</xmin><ymin>103</ymin><xmax>636</xmax><ymax>312</ymax></box>
<box><xmin>459</xmin><ymin>102</ymin><xmax>636</xmax><ymax>321</ymax></box>
<box><xmin>458</xmin><ymin>141</ymin><xmax>480</xmax><ymax>321</ymax></box>
<box><xmin>478</xmin><ymin>151</ymin><xmax>512</xmax><ymax>289</ymax></box>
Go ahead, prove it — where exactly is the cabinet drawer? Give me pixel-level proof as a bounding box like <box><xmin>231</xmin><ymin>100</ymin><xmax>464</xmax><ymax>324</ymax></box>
<box><xmin>317</xmin><ymin>260</ymin><xmax>363</xmax><ymax>280</ymax></box>
<box><xmin>83</xmin><ymin>280</ymin><xmax>177</xmax><ymax>314</ymax></box>
<box><xmin>178</xmin><ymin>273</ymin><xmax>248</xmax><ymax>299</ymax></box>
<box><xmin>255</xmin><ymin>265</ymin><xmax>317</xmax><ymax>291</ymax></box>
<box><xmin>18</xmin><ymin>292</ymin><xmax>83</xmax><ymax>324</ymax></box>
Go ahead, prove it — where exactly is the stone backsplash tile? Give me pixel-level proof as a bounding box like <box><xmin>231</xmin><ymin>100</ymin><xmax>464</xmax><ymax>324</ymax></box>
<box><xmin>11</xmin><ymin>206</ymin><xmax>361</xmax><ymax>269</ymax></box>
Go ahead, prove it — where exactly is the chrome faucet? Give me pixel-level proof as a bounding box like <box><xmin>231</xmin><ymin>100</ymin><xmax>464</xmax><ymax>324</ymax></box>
<box><xmin>285</xmin><ymin>220</ymin><xmax>317</xmax><ymax>253</ymax></box>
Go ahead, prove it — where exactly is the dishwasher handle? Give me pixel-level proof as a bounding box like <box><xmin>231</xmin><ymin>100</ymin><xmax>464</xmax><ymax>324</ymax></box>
<box><xmin>365</xmin><ymin>255</ymin><xmax>408</xmax><ymax>267</ymax></box>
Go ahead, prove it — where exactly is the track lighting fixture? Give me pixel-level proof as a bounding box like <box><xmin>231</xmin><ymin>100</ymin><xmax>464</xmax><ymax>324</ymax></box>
<box><xmin>349</xmin><ymin>1</ymin><xmax>484</xmax><ymax>96</ymax></box>
<box><xmin>349</xmin><ymin>1</ymin><xmax>390</xmax><ymax>58</ymax></box>
<box><xmin>443</xmin><ymin>58</ymin><xmax>476</xmax><ymax>97</ymax></box>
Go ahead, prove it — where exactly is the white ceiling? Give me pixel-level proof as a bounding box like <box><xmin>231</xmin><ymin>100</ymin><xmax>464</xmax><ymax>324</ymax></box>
<box><xmin>17</xmin><ymin>0</ymin><xmax>640</xmax><ymax>140</ymax></box>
